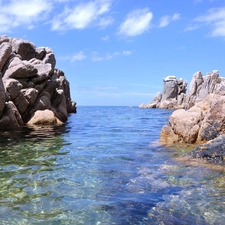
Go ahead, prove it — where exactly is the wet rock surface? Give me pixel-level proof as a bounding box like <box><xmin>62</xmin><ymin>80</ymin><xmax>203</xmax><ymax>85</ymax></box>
<box><xmin>189</xmin><ymin>135</ymin><xmax>225</xmax><ymax>165</ymax></box>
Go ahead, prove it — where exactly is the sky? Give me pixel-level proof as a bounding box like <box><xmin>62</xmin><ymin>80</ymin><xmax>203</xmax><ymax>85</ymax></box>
<box><xmin>1</xmin><ymin>0</ymin><xmax>225</xmax><ymax>106</ymax></box>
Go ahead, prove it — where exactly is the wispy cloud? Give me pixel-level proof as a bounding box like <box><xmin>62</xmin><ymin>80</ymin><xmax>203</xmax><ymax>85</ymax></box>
<box><xmin>101</xmin><ymin>35</ymin><xmax>109</xmax><ymax>41</ymax></box>
<box><xmin>60</xmin><ymin>51</ymin><xmax>87</xmax><ymax>62</ymax></box>
<box><xmin>91</xmin><ymin>51</ymin><xmax>104</xmax><ymax>62</ymax></box>
<box><xmin>0</xmin><ymin>0</ymin><xmax>52</xmax><ymax>32</ymax></box>
<box><xmin>64</xmin><ymin>50</ymin><xmax>132</xmax><ymax>63</ymax></box>
<box><xmin>193</xmin><ymin>7</ymin><xmax>225</xmax><ymax>37</ymax></box>
<box><xmin>159</xmin><ymin>13</ymin><xmax>180</xmax><ymax>28</ymax></box>
<box><xmin>91</xmin><ymin>50</ymin><xmax>132</xmax><ymax>61</ymax></box>
<box><xmin>117</xmin><ymin>8</ymin><xmax>153</xmax><ymax>37</ymax></box>
<box><xmin>184</xmin><ymin>24</ymin><xmax>200</xmax><ymax>31</ymax></box>
<box><xmin>51</xmin><ymin>0</ymin><xmax>113</xmax><ymax>31</ymax></box>
<box><xmin>122</xmin><ymin>51</ymin><xmax>132</xmax><ymax>55</ymax></box>
<box><xmin>71</xmin><ymin>51</ymin><xmax>87</xmax><ymax>62</ymax></box>
<box><xmin>194</xmin><ymin>0</ymin><xmax>202</xmax><ymax>4</ymax></box>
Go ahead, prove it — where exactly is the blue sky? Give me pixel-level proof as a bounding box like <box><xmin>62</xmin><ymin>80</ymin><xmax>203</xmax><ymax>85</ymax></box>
<box><xmin>1</xmin><ymin>0</ymin><xmax>225</xmax><ymax>106</ymax></box>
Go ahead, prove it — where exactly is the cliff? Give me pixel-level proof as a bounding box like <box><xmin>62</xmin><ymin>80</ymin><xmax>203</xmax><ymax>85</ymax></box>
<box><xmin>0</xmin><ymin>35</ymin><xmax>76</xmax><ymax>130</ymax></box>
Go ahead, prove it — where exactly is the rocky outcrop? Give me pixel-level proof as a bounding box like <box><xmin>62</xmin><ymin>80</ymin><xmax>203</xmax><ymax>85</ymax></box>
<box><xmin>139</xmin><ymin>70</ymin><xmax>225</xmax><ymax>109</ymax></box>
<box><xmin>160</xmin><ymin>93</ymin><xmax>225</xmax><ymax>145</ymax></box>
<box><xmin>139</xmin><ymin>76</ymin><xmax>187</xmax><ymax>109</ymax></box>
<box><xmin>0</xmin><ymin>35</ymin><xmax>76</xmax><ymax>130</ymax></box>
<box><xmin>189</xmin><ymin>135</ymin><xmax>225</xmax><ymax>165</ymax></box>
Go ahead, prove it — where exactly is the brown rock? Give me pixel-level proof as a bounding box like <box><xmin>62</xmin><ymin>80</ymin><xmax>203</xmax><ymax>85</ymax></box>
<box><xmin>160</xmin><ymin>93</ymin><xmax>225</xmax><ymax>145</ymax></box>
<box><xmin>11</xmin><ymin>38</ymin><xmax>36</xmax><ymax>60</ymax></box>
<box><xmin>0</xmin><ymin>42</ymin><xmax>12</xmax><ymax>72</ymax></box>
<box><xmin>0</xmin><ymin>35</ymin><xmax>76</xmax><ymax>130</ymax></box>
<box><xmin>160</xmin><ymin>125</ymin><xmax>179</xmax><ymax>145</ymax></box>
<box><xmin>0</xmin><ymin>101</ymin><xmax>23</xmax><ymax>130</ymax></box>
<box><xmin>0</xmin><ymin>74</ymin><xmax>5</xmax><ymax>116</ymax></box>
<box><xmin>27</xmin><ymin>109</ymin><xmax>63</xmax><ymax>126</ymax></box>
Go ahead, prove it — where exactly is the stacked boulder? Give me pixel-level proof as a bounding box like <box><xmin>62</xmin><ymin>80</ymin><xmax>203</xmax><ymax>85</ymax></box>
<box><xmin>139</xmin><ymin>75</ymin><xmax>187</xmax><ymax>109</ymax></box>
<box><xmin>160</xmin><ymin>92</ymin><xmax>225</xmax><ymax>164</ymax></box>
<box><xmin>0</xmin><ymin>35</ymin><xmax>76</xmax><ymax>130</ymax></box>
<box><xmin>139</xmin><ymin>70</ymin><xmax>225</xmax><ymax>109</ymax></box>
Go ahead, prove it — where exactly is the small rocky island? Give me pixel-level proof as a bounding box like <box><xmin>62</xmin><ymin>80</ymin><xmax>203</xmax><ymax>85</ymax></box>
<box><xmin>0</xmin><ymin>36</ymin><xmax>76</xmax><ymax>130</ymax></box>
<box><xmin>139</xmin><ymin>70</ymin><xmax>224</xmax><ymax>109</ymax></box>
<box><xmin>140</xmin><ymin>70</ymin><xmax>225</xmax><ymax>165</ymax></box>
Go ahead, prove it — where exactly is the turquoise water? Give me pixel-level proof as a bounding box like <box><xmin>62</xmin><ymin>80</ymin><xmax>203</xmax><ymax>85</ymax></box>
<box><xmin>0</xmin><ymin>106</ymin><xmax>225</xmax><ymax>224</ymax></box>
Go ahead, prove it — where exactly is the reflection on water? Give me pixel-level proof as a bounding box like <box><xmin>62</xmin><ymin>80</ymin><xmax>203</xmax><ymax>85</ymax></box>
<box><xmin>0</xmin><ymin>126</ymin><xmax>70</xmax><ymax>224</ymax></box>
<box><xmin>0</xmin><ymin>107</ymin><xmax>225</xmax><ymax>224</ymax></box>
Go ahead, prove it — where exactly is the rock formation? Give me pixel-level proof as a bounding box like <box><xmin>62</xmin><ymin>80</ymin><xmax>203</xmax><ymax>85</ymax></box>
<box><xmin>160</xmin><ymin>92</ymin><xmax>225</xmax><ymax>164</ymax></box>
<box><xmin>160</xmin><ymin>92</ymin><xmax>225</xmax><ymax>144</ymax></box>
<box><xmin>139</xmin><ymin>70</ymin><xmax>225</xmax><ymax>109</ymax></box>
<box><xmin>189</xmin><ymin>135</ymin><xmax>225</xmax><ymax>164</ymax></box>
<box><xmin>0</xmin><ymin>35</ymin><xmax>76</xmax><ymax>130</ymax></box>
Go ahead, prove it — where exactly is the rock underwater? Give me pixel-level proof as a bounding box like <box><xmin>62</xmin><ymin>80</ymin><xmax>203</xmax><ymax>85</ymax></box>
<box><xmin>0</xmin><ymin>35</ymin><xmax>76</xmax><ymax>130</ymax></box>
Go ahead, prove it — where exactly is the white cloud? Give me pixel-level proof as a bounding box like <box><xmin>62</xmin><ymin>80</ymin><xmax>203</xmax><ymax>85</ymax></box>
<box><xmin>61</xmin><ymin>49</ymin><xmax>132</xmax><ymax>62</ymax></box>
<box><xmin>122</xmin><ymin>51</ymin><xmax>132</xmax><ymax>55</ymax></box>
<box><xmin>194</xmin><ymin>0</ymin><xmax>202</xmax><ymax>4</ymax></box>
<box><xmin>118</xmin><ymin>8</ymin><xmax>153</xmax><ymax>37</ymax></box>
<box><xmin>194</xmin><ymin>7</ymin><xmax>225</xmax><ymax>37</ymax></box>
<box><xmin>159</xmin><ymin>13</ymin><xmax>180</xmax><ymax>28</ymax></box>
<box><xmin>91</xmin><ymin>51</ymin><xmax>104</xmax><ymax>62</ymax></box>
<box><xmin>51</xmin><ymin>0</ymin><xmax>113</xmax><ymax>31</ymax></box>
<box><xmin>106</xmin><ymin>51</ymin><xmax>120</xmax><ymax>60</ymax></box>
<box><xmin>97</xmin><ymin>16</ymin><xmax>114</xmax><ymax>28</ymax></box>
<box><xmin>0</xmin><ymin>0</ymin><xmax>52</xmax><ymax>32</ymax></box>
<box><xmin>71</xmin><ymin>51</ymin><xmax>87</xmax><ymax>62</ymax></box>
<box><xmin>184</xmin><ymin>24</ymin><xmax>200</xmax><ymax>32</ymax></box>
<box><xmin>102</xmin><ymin>35</ymin><xmax>109</xmax><ymax>41</ymax></box>
<box><xmin>91</xmin><ymin>50</ymin><xmax>132</xmax><ymax>61</ymax></box>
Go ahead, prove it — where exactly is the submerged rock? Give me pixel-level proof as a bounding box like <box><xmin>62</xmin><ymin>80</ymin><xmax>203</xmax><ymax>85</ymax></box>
<box><xmin>0</xmin><ymin>36</ymin><xmax>76</xmax><ymax>130</ymax></box>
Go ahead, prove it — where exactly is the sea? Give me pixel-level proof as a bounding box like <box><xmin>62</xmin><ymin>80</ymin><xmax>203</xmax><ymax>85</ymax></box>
<box><xmin>0</xmin><ymin>106</ymin><xmax>225</xmax><ymax>225</ymax></box>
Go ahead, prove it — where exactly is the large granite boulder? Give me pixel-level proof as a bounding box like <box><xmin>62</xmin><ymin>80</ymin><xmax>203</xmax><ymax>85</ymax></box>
<box><xmin>0</xmin><ymin>35</ymin><xmax>76</xmax><ymax>130</ymax></box>
<box><xmin>27</xmin><ymin>109</ymin><xmax>63</xmax><ymax>126</ymax></box>
<box><xmin>139</xmin><ymin>70</ymin><xmax>225</xmax><ymax>109</ymax></box>
<box><xmin>160</xmin><ymin>93</ymin><xmax>225</xmax><ymax>145</ymax></box>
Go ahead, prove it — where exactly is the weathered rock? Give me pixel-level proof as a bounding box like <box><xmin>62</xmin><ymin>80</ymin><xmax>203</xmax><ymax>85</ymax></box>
<box><xmin>197</xmin><ymin>94</ymin><xmax>225</xmax><ymax>143</ymax></box>
<box><xmin>11</xmin><ymin>38</ymin><xmax>36</xmax><ymax>60</ymax></box>
<box><xmin>162</xmin><ymin>76</ymin><xmax>178</xmax><ymax>101</ymax></box>
<box><xmin>139</xmin><ymin>76</ymin><xmax>187</xmax><ymax>109</ymax></box>
<box><xmin>139</xmin><ymin>70</ymin><xmax>225</xmax><ymax>109</ymax></box>
<box><xmin>0</xmin><ymin>101</ymin><xmax>24</xmax><ymax>129</ymax></box>
<box><xmin>3</xmin><ymin>57</ymin><xmax>37</xmax><ymax>79</ymax></box>
<box><xmin>0</xmin><ymin>74</ymin><xmax>5</xmax><ymax>116</ymax></box>
<box><xmin>0</xmin><ymin>35</ymin><xmax>76</xmax><ymax>130</ymax></box>
<box><xmin>190</xmin><ymin>135</ymin><xmax>225</xmax><ymax>164</ymax></box>
<box><xmin>160</xmin><ymin>125</ymin><xmax>179</xmax><ymax>145</ymax></box>
<box><xmin>0</xmin><ymin>42</ymin><xmax>12</xmax><ymax>72</ymax></box>
<box><xmin>160</xmin><ymin>93</ymin><xmax>225</xmax><ymax>145</ymax></box>
<box><xmin>27</xmin><ymin>109</ymin><xmax>63</xmax><ymax>126</ymax></box>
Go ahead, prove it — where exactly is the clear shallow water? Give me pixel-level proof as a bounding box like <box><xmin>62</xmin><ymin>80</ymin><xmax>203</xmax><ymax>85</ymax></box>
<box><xmin>0</xmin><ymin>106</ymin><xmax>225</xmax><ymax>224</ymax></box>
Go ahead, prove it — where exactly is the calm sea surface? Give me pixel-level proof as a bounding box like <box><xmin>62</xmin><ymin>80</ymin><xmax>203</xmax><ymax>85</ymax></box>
<box><xmin>0</xmin><ymin>106</ymin><xmax>225</xmax><ymax>224</ymax></box>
